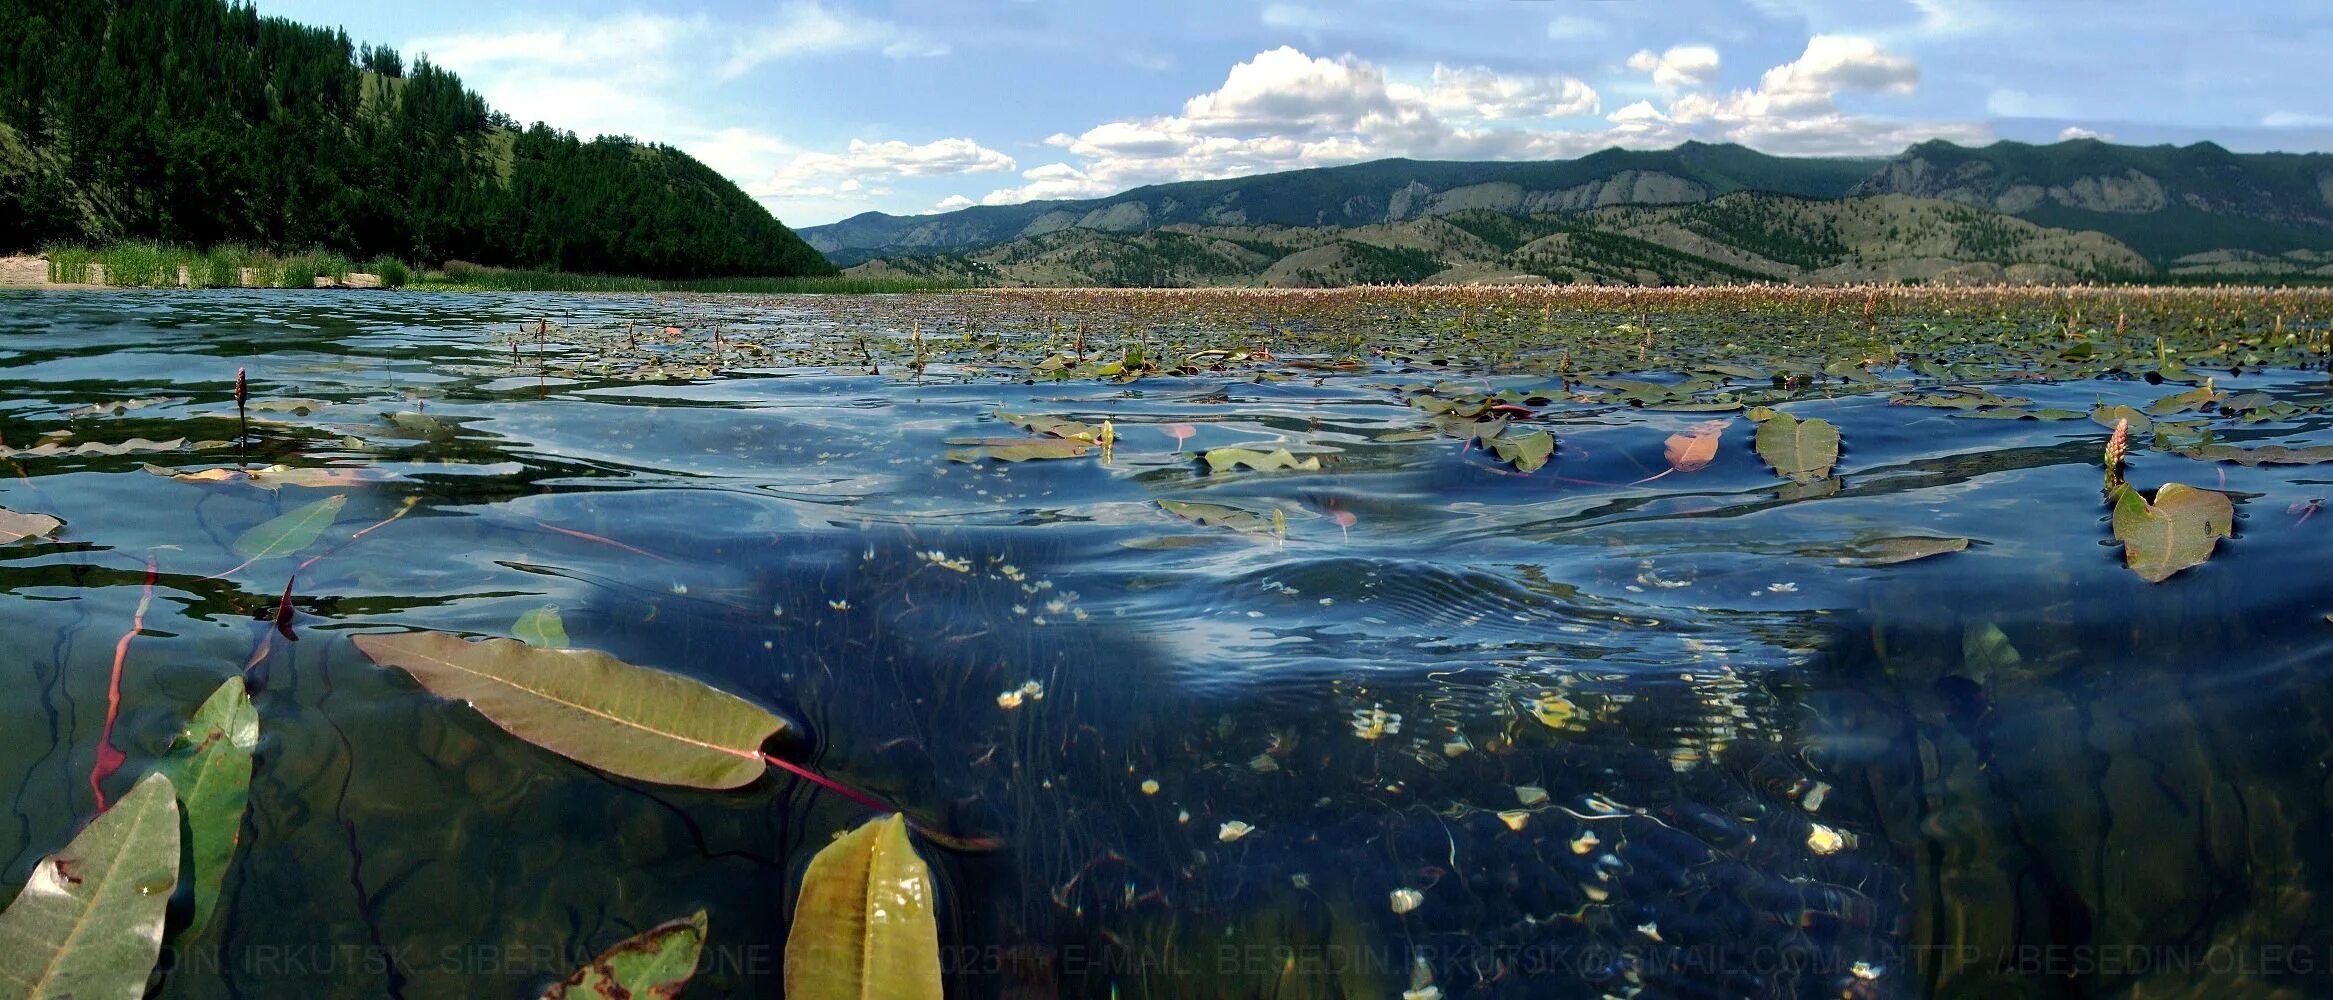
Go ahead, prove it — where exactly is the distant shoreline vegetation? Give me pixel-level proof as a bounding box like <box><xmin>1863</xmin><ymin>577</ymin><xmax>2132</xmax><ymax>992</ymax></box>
<box><xmin>32</xmin><ymin>243</ymin><xmax>966</xmax><ymax>294</ymax></box>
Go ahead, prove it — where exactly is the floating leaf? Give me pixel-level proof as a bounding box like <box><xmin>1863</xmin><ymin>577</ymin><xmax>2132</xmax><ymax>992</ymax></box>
<box><xmin>514</xmin><ymin>606</ymin><xmax>570</xmax><ymax>648</ymax></box>
<box><xmin>1662</xmin><ymin>419</ymin><xmax>1729</xmax><ymax>473</ymax></box>
<box><xmin>352</xmin><ymin>631</ymin><xmax>790</xmax><ymax>790</ymax></box>
<box><xmin>147</xmin><ymin>464</ymin><xmax>403</xmax><ymax>490</ymax></box>
<box><xmin>1487</xmin><ymin>427</ymin><xmax>1555</xmax><ymax>473</ymax></box>
<box><xmin>154</xmin><ymin>677</ymin><xmax>257</xmax><ymax>935</ymax></box>
<box><xmin>1373</xmin><ymin>429</ymin><xmax>1439</xmax><ymax>443</ymax></box>
<box><xmin>248</xmin><ymin>398</ymin><xmax>330</xmax><ymax>414</ymax></box>
<box><xmin>64</xmin><ymin>397</ymin><xmax>187</xmax><ymax>418</ymax></box>
<box><xmin>1744</xmin><ymin>406</ymin><xmax>1778</xmax><ymax>422</ymax></box>
<box><xmin>2147</xmin><ymin>385</ymin><xmax>2216</xmax><ymax>416</ymax></box>
<box><xmin>1754</xmin><ymin>412</ymin><xmax>1839</xmax><ymax>482</ymax></box>
<box><xmin>785</xmin><ymin>814</ymin><xmax>942</xmax><ymax>1000</ymax></box>
<box><xmin>1158</xmin><ymin>499</ymin><xmax>1275</xmax><ymax>534</ymax></box>
<box><xmin>0</xmin><ymin>507</ymin><xmax>63</xmax><ymax>543</ymax></box>
<box><xmin>1202</xmin><ymin>447</ymin><xmax>1321</xmax><ymax>474</ymax></box>
<box><xmin>944</xmin><ymin>439</ymin><xmax>1091</xmax><ymax>463</ymax></box>
<box><xmin>994</xmin><ymin>410</ymin><xmax>1102</xmax><ymax>441</ymax></box>
<box><xmin>0</xmin><ymin>772</ymin><xmax>179</xmax><ymax>999</ymax></box>
<box><xmin>1117</xmin><ymin>535</ymin><xmax>1235</xmax><ymax>550</ymax></box>
<box><xmin>0</xmin><ymin>437</ymin><xmax>187</xmax><ymax>459</ymax></box>
<box><xmin>2183</xmin><ymin>443</ymin><xmax>2333</xmax><ymax>466</ymax></box>
<box><xmin>541</xmin><ymin>911</ymin><xmax>708</xmax><ymax>1000</ymax></box>
<box><xmin>1826</xmin><ymin>536</ymin><xmax>1970</xmax><ymax>567</ymax></box>
<box><xmin>2111</xmin><ymin>482</ymin><xmax>2234</xmax><ymax>583</ymax></box>
<box><xmin>230</xmin><ymin>494</ymin><xmax>347</xmax><ymax>561</ymax></box>
<box><xmin>2090</xmin><ymin>404</ymin><xmax>2153</xmax><ymax>433</ymax></box>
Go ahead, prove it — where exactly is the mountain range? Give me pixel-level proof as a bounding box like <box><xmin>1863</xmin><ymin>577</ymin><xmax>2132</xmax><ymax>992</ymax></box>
<box><xmin>807</xmin><ymin>140</ymin><xmax>2333</xmax><ymax>287</ymax></box>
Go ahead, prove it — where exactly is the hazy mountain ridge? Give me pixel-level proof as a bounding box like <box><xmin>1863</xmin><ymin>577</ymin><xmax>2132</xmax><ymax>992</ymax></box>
<box><xmin>843</xmin><ymin>192</ymin><xmax>2166</xmax><ymax>288</ymax></box>
<box><xmin>814</xmin><ymin>138</ymin><xmax>2333</xmax><ymax>285</ymax></box>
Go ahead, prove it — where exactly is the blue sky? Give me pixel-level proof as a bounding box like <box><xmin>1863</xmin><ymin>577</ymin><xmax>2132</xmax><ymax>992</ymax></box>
<box><xmin>250</xmin><ymin>0</ymin><xmax>2333</xmax><ymax>227</ymax></box>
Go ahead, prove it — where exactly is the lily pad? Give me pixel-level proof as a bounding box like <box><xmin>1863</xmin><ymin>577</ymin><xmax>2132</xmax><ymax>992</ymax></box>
<box><xmin>994</xmin><ymin>410</ymin><xmax>1102</xmax><ymax>441</ymax></box>
<box><xmin>785</xmin><ymin>814</ymin><xmax>942</xmax><ymax>1000</ymax></box>
<box><xmin>2147</xmin><ymin>385</ymin><xmax>2217</xmax><ymax>416</ymax></box>
<box><xmin>1486</xmin><ymin>427</ymin><xmax>1555</xmax><ymax>473</ymax></box>
<box><xmin>2090</xmin><ymin>404</ymin><xmax>2153</xmax><ymax>433</ymax></box>
<box><xmin>1754</xmin><ymin>412</ymin><xmax>1840</xmax><ymax>482</ymax></box>
<box><xmin>2182</xmin><ymin>443</ymin><xmax>2333</xmax><ymax>466</ymax></box>
<box><xmin>1662</xmin><ymin>419</ymin><xmax>1728</xmax><ymax>473</ymax></box>
<box><xmin>1203</xmin><ymin>447</ymin><xmax>1321</xmax><ymax>474</ymax></box>
<box><xmin>154</xmin><ymin>677</ymin><xmax>258</xmax><ymax>935</ymax></box>
<box><xmin>0</xmin><ymin>772</ymin><xmax>179</xmax><ymax>999</ymax></box>
<box><xmin>540</xmin><ymin>910</ymin><xmax>708</xmax><ymax>1000</ymax></box>
<box><xmin>2110</xmin><ymin>482</ymin><xmax>2234</xmax><ymax>583</ymax></box>
<box><xmin>352</xmin><ymin>631</ymin><xmax>791</xmax><ymax>789</ymax></box>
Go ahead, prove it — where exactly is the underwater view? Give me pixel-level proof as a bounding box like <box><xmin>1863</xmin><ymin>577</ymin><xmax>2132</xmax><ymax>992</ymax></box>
<box><xmin>2</xmin><ymin>285</ymin><xmax>2332</xmax><ymax>999</ymax></box>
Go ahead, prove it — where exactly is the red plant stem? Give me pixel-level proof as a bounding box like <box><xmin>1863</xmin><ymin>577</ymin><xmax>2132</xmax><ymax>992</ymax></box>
<box><xmin>533</xmin><ymin>521</ymin><xmax>674</xmax><ymax>563</ymax></box>
<box><xmin>91</xmin><ymin>557</ymin><xmax>157</xmax><ymax>810</ymax></box>
<box><xmin>760</xmin><ymin>752</ymin><xmax>894</xmax><ymax>814</ymax></box>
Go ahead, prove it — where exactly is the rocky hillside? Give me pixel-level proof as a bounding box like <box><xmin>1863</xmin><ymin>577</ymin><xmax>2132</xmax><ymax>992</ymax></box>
<box><xmin>808</xmin><ymin>142</ymin><xmax>1878</xmax><ymax>264</ymax></box>
<box><xmin>815</xmin><ymin>138</ymin><xmax>2333</xmax><ymax>282</ymax></box>
<box><xmin>845</xmin><ymin>192</ymin><xmax>2155</xmax><ymax>288</ymax></box>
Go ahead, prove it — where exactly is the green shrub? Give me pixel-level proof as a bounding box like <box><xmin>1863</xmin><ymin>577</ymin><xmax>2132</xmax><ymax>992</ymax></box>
<box><xmin>369</xmin><ymin>257</ymin><xmax>411</xmax><ymax>288</ymax></box>
<box><xmin>45</xmin><ymin>245</ymin><xmax>94</xmax><ymax>283</ymax></box>
<box><xmin>279</xmin><ymin>255</ymin><xmax>321</xmax><ymax>289</ymax></box>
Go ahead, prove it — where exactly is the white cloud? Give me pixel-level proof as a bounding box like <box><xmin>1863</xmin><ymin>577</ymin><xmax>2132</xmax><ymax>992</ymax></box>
<box><xmin>1626</xmin><ymin>35</ymin><xmax>1976</xmax><ymax>155</ymax></box>
<box><xmin>760</xmin><ymin>137</ymin><xmax>1018</xmax><ymax>198</ymax></box>
<box><xmin>721</xmin><ymin>2</ymin><xmax>946</xmax><ymax>78</ymax></box>
<box><xmin>1414</xmin><ymin>65</ymin><xmax>1599</xmax><ymax>120</ymax></box>
<box><xmin>930</xmin><ymin>194</ymin><xmax>977</xmax><ymax>212</ymax></box>
<box><xmin>2263</xmin><ymin>111</ymin><xmax>2333</xmax><ymax>128</ymax></box>
<box><xmin>2059</xmin><ymin>126</ymin><xmax>2111</xmax><ymax>141</ymax></box>
<box><xmin>1628</xmin><ymin>45</ymin><xmax>1723</xmax><ymax>88</ymax></box>
<box><xmin>1260</xmin><ymin>3</ymin><xmax>1332</xmax><ymax>33</ymax></box>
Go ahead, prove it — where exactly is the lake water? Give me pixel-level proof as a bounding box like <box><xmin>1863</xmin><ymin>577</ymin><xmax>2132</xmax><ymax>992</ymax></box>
<box><xmin>2</xmin><ymin>288</ymin><xmax>2331</xmax><ymax>999</ymax></box>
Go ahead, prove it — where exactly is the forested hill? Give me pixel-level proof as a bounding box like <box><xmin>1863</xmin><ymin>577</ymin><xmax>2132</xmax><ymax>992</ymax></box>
<box><xmin>0</xmin><ymin>0</ymin><xmax>834</xmax><ymax>278</ymax></box>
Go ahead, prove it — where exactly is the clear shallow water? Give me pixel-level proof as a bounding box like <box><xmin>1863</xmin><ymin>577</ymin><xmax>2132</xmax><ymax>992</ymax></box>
<box><xmin>1</xmin><ymin>289</ymin><xmax>2331</xmax><ymax>998</ymax></box>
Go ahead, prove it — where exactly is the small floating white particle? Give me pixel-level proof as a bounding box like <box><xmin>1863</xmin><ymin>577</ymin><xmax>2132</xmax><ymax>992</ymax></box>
<box><xmin>1497</xmin><ymin>810</ymin><xmax>1530</xmax><ymax>832</ymax></box>
<box><xmin>1807</xmin><ymin>823</ymin><xmax>1848</xmax><ymax>855</ymax></box>
<box><xmin>1217</xmin><ymin>820</ymin><xmax>1254</xmax><ymax>843</ymax></box>
<box><xmin>1851</xmin><ymin>961</ymin><xmax>1882</xmax><ymax>981</ymax></box>
<box><xmin>1803</xmin><ymin>781</ymin><xmax>1831</xmax><ymax>812</ymax></box>
<box><xmin>827</xmin><ymin>599</ymin><xmax>851</xmax><ymax>611</ymax></box>
<box><xmin>1140</xmin><ymin>778</ymin><xmax>1160</xmax><ymax>795</ymax></box>
<box><xmin>1388</xmin><ymin>888</ymin><xmax>1423</xmax><ymax>914</ymax></box>
<box><xmin>1637</xmin><ymin>921</ymin><xmax>1663</xmax><ymax>942</ymax></box>
<box><xmin>1020</xmin><ymin>679</ymin><xmax>1045</xmax><ymax>700</ymax></box>
<box><xmin>1767</xmin><ymin>582</ymin><xmax>1799</xmax><ymax>593</ymax></box>
<box><xmin>1569</xmin><ymin>831</ymin><xmax>1599</xmax><ymax>855</ymax></box>
<box><xmin>1515</xmin><ymin>785</ymin><xmax>1549</xmax><ymax>807</ymax></box>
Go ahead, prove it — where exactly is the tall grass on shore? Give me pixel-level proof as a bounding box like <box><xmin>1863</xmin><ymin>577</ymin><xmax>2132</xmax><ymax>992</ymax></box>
<box><xmin>414</xmin><ymin>262</ymin><xmax>965</xmax><ymax>293</ymax></box>
<box><xmin>42</xmin><ymin>242</ymin><xmax>372</xmax><ymax>288</ymax></box>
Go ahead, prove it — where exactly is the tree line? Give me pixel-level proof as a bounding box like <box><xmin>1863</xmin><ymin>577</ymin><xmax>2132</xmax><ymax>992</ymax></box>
<box><xmin>0</xmin><ymin>0</ymin><xmax>834</xmax><ymax>278</ymax></box>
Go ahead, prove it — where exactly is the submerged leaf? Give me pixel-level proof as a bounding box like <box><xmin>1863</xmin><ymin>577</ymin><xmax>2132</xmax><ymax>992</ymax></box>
<box><xmin>148</xmin><ymin>464</ymin><xmax>403</xmax><ymax>490</ymax></box>
<box><xmin>230</xmin><ymin>495</ymin><xmax>347</xmax><ymax>561</ymax></box>
<box><xmin>64</xmin><ymin>396</ymin><xmax>188</xmax><ymax>418</ymax></box>
<box><xmin>2090</xmin><ymin>404</ymin><xmax>2153</xmax><ymax>433</ymax></box>
<box><xmin>945</xmin><ymin>439</ymin><xmax>1091</xmax><ymax>463</ymax></box>
<box><xmin>352</xmin><ymin>631</ymin><xmax>790</xmax><ymax>789</ymax></box>
<box><xmin>1753</xmin><ymin>412</ymin><xmax>1840</xmax><ymax>482</ymax></box>
<box><xmin>0</xmin><ymin>507</ymin><xmax>63</xmax><ymax>543</ymax></box>
<box><xmin>514</xmin><ymin>606</ymin><xmax>570</xmax><ymax>648</ymax></box>
<box><xmin>785</xmin><ymin>814</ymin><xmax>942</xmax><ymax>1000</ymax></box>
<box><xmin>2183</xmin><ymin>443</ymin><xmax>2333</xmax><ymax>466</ymax></box>
<box><xmin>2111</xmin><ymin>482</ymin><xmax>2234</xmax><ymax>583</ymax></box>
<box><xmin>994</xmin><ymin>410</ymin><xmax>1103</xmax><ymax>441</ymax></box>
<box><xmin>1202</xmin><ymin>447</ymin><xmax>1322</xmax><ymax>474</ymax></box>
<box><xmin>0</xmin><ymin>437</ymin><xmax>187</xmax><ymax>459</ymax></box>
<box><xmin>1157</xmin><ymin>499</ymin><xmax>1275</xmax><ymax>534</ymax></box>
<box><xmin>1827</xmin><ymin>536</ymin><xmax>1970</xmax><ymax>567</ymax></box>
<box><xmin>154</xmin><ymin>678</ymin><xmax>258</xmax><ymax>935</ymax></box>
<box><xmin>0</xmin><ymin>772</ymin><xmax>179</xmax><ymax>999</ymax></box>
<box><xmin>541</xmin><ymin>911</ymin><xmax>708</xmax><ymax>1000</ymax></box>
<box><xmin>1662</xmin><ymin>419</ymin><xmax>1729</xmax><ymax>473</ymax></box>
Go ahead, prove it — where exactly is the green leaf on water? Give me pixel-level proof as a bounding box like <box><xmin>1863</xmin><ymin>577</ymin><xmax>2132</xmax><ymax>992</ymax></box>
<box><xmin>2110</xmin><ymin>482</ymin><xmax>2234</xmax><ymax>583</ymax></box>
<box><xmin>1157</xmin><ymin>499</ymin><xmax>1275</xmax><ymax>534</ymax></box>
<box><xmin>2090</xmin><ymin>404</ymin><xmax>2153</xmax><ymax>433</ymax></box>
<box><xmin>154</xmin><ymin>677</ymin><xmax>257</xmax><ymax>936</ymax></box>
<box><xmin>352</xmin><ymin>631</ymin><xmax>792</xmax><ymax>790</ymax></box>
<box><xmin>514</xmin><ymin>606</ymin><xmax>570</xmax><ymax>648</ymax></box>
<box><xmin>2146</xmin><ymin>384</ymin><xmax>2216</xmax><ymax>416</ymax></box>
<box><xmin>0</xmin><ymin>772</ymin><xmax>179</xmax><ymax>1000</ymax></box>
<box><xmin>1202</xmin><ymin>447</ymin><xmax>1321</xmax><ymax>474</ymax></box>
<box><xmin>1486</xmin><ymin>427</ymin><xmax>1555</xmax><ymax>472</ymax></box>
<box><xmin>2182</xmin><ymin>443</ymin><xmax>2333</xmax><ymax>466</ymax></box>
<box><xmin>1374</xmin><ymin>429</ymin><xmax>1440</xmax><ymax>443</ymax></box>
<box><xmin>1754</xmin><ymin>412</ymin><xmax>1840</xmax><ymax>482</ymax></box>
<box><xmin>0</xmin><ymin>507</ymin><xmax>63</xmax><ymax>544</ymax></box>
<box><xmin>994</xmin><ymin>410</ymin><xmax>1103</xmax><ymax>441</ymax></box>
<box><xmin>945</xmin><ymin>439</ymin><xmax>1091</xmax><ymax>463</ymax></box>
<box><xmin>230</xmin><ymin>494</ymin><xmax>346</xmax><ymax>561</ymax></box>
<box><xmin>540</xmin><ymin>910</ymin><xmax>708</xmax><ymax>1000</ymax></box>
<box><xmin>785</xmin><ymin>814</ymin><xmax>943</xmax><ymax>1000</ymax></box>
